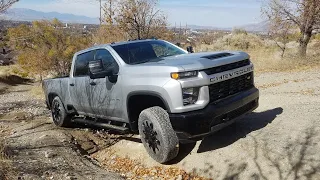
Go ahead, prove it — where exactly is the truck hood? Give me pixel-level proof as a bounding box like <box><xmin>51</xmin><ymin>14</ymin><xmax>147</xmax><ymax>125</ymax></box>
<box><xmin>143</xmin><ymin>51</ymin><xmax>250</xmax><ymax>71</ymax></box>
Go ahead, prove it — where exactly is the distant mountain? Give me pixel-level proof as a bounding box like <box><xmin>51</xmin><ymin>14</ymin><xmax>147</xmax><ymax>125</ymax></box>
<box><xmin>2</xmin><ymin>8</ymin><xmax>99</xmax><ymax>24</ymax></box>
<box><xmin>2</xmin><ymin>8</ymin><xmax>269</xmax><ymax>32</ymax></box>
<box><xmin>235</xmin><ymin>21</ymin><xmax>270</xmax><ymax>32</ymax></box>
<box><xmin>185</xmin><ymin>21</ymin><xmax>269</xmax><ymax>32</ymax></box>
<box><xmin>186</xmin><ymin>24</ymin><xmax>232</xmax><ymax>31</ymax></box>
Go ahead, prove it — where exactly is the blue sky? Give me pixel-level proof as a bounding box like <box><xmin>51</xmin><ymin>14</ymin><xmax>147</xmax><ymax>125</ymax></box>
<box><xmin>12</xmin><ymin>0</ymin><xmax>264</xmax><ymax>27</ymax></box>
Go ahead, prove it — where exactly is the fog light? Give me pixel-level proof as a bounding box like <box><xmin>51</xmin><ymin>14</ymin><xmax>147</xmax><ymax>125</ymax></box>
<box><xmin>182</xmin><ymin>87</ymin><xmax>200</xmax><ymax>105</ymax></box>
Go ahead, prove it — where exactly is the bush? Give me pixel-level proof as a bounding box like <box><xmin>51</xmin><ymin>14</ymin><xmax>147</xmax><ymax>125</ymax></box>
<box><xmin>232</xmin><ymin>28</ymin><xmax>248</xmax><ymax>35</ymax></box>
<box><xmin>197</xmin><ymin>33</ymin><xmax>266</xmax><ymax>52</ymax></box>
<box><xmin>213</xmin><ymin>33</ymin><xmax>265</xmax><ymax>50</ymax></box>
<box><xmin>195</xmin><ymin>32</ymin><xmax>320</xmax><ymax>73</ymax></box>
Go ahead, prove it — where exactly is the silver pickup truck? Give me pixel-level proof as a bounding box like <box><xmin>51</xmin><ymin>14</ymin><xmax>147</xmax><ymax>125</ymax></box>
<box><xmin>42</xmin><ymin>39</ymin><xmax>259</xmax><ymax>163</ymax></box>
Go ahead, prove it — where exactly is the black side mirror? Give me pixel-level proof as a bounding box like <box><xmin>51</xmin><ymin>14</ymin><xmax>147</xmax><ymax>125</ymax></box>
<box><xmin>187</xmin><ymin>46</ymin><xmax>194</xmax><ymax>53</ymax></box>
<box><xmin>89</xmin><ymin>60</ymin><xmax>111</xmax><ymax>79</ymax></box>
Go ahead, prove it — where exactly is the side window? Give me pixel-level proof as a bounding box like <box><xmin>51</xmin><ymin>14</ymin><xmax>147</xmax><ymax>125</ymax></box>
<box><xmin>95</xmin><ymin>49</ymin><xmax>119</xmax><ymax>74</ymax></box>
<box><xmin>74</xmin><ymin>51</ymin><xmax>94</xmax><ymax>77</ymax></box>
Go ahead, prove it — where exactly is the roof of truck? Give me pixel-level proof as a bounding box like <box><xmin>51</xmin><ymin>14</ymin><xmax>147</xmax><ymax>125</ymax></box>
<box><xmin>75</xmin><ymin>39</ymin><xmax>164</xmax><ymax>55</ymax></box>
<box><xmin>110</xmin><ymin>39</ymin><xmax>160</xmax><ymax>46</ymax></box>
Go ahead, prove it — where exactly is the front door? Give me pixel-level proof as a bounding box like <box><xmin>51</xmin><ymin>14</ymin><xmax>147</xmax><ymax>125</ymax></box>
<box><xmin>88</xmin><ymin>48</ymin><xmax>122</xmax><ymax>120</ymax></box>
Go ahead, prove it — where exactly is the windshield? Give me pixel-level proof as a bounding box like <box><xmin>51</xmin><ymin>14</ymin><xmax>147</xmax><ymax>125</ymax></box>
<box><xmin>112</xmin><ymin>40</ymin><xmax>187</xmax><ymax>65</ymax></box>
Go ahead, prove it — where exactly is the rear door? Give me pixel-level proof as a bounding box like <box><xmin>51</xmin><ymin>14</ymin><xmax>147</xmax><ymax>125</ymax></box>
<box><xmin>69</xmin><ymin>50</ymin><xmax>95</xmax><ymax>115</ymax></box>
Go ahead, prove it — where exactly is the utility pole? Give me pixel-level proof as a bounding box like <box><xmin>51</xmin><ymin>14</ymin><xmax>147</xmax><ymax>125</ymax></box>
<box><xmin>99</xmin><ymin>0</ymin><xmax>102</xmax><ymax>25</ymax></box>
<box><xmin>185</xmin><ymin>23</ymin><xmax>187</xmax><ymax>35</ymax></box>
<box><xmin>179</xmin><ymin>22</ymin><xmax>181</xmax><ymax>41</ymax></box>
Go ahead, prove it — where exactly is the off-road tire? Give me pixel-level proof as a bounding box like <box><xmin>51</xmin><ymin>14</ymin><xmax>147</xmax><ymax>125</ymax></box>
<box><xmin>138</xmin><ymin>106</ymin><xmax>179</xmax><ymax>163</ymax></box>
<box><xmin>51</xmin><ymin>96</ymin><xmax>71</xmax><ymax>127</ymax></box>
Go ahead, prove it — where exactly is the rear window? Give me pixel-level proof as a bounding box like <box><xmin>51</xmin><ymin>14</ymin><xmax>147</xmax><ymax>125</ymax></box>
<box><xmin>112</xmin><ymin>40</ymin><xmax>186</xmax><ymax>65</ymax></box>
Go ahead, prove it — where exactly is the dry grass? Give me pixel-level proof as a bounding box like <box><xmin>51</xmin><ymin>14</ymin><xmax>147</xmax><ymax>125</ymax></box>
<box><xmin>248</xmin><ymin>48</ymin><xmax>320</xmax><ymax>74</ymax></box>
<box><xmin>29</xmin><ymin>84</ymin><xmax>45</xmax><ymax>100</ymax></box>
<box><xmin>0</xmin><ymin>139</ymin><xmax>8</xmax><ymax>179</ymax></box>
<box><xmin>93</xmin><ymin>150</ymin><xmax>210</xmax><ymax>180</ymax></box>
<box><xmin>196</xmin><ymin>34</ymin><xmax>320</xmax><ymax>74</ymax></box>
<box><xmin>0</xmin><ymin>130</ymin><xmax>14</xmax><ymax>180</ymax></box>
<box><xmin>0</xmin><ymin>65</ymin><xmax>29</xmax><ymax>79</ymax></box>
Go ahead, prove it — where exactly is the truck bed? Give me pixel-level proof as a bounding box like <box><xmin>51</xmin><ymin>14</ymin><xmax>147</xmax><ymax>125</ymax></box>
<box><xmin>42</xmin><ymin>77</ymin><xmax>70</xmax><ymax>109</ymax></box>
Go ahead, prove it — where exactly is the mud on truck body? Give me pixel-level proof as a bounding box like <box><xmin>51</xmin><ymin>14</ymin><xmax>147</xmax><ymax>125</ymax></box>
<box><xmin>42</xmin><ymin>39</ymin><xmax>259</xmax><ymax>163</ymax></box>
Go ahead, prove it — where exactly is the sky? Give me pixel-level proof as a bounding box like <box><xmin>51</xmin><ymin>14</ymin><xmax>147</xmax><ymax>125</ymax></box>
<box><xmin>12</xmin><ymin>0</ymin><xmax>264</xmax><ymax>28</ymax></box>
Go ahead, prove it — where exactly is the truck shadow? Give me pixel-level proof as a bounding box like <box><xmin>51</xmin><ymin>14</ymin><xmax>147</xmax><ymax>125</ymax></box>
<box><xmin>198</xmin><ymin>107</ymin><xmax>283</xmax><ymax>153</ymax></box>
<box><xmin>170</xmin><ymin>107</ymin><xmax>283</xmax><ymax>163</ymax></box>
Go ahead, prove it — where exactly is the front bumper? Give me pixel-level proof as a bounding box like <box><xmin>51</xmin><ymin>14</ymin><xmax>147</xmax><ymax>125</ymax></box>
<box><xmin>169</xmin><ymin>87</ymin><xmax>259</xmax><ymax>141</ymax></box>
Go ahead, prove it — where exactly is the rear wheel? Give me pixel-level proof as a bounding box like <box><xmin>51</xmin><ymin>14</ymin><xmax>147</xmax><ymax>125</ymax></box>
<box><xmin>51</xmin><ymin>96</ymin><xmax>71</xmax><ymax>127</ymax></box>
<box><xmin>138</xmin><ymin>106</ymin><xmax>179</xmax><ymax>163</ymax></box>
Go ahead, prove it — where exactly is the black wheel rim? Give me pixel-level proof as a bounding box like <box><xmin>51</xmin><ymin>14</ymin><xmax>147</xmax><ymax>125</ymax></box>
<box><xmin>52</xmin><ymin>100</ymin><xmax>62</xmax><ymax>124</ymax></box>
<box><xmin>142</xmin><ymin>121</ymin><xmax>160</xmax><ymax>153</ymax></box>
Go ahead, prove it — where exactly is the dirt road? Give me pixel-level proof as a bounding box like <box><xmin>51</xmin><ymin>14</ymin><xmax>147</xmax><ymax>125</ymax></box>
<box><xmin>1</xmin><ymin>68</ymin><xmax>320</xmax><ymax>180</ymax></box>
<box><xmin>0</xmin><ymin>83</ymin><xmax>123</xmax><ymax>180</ymax></box>
<box><xmin>94</xmin><ymin>68</ymin><xmax>320</xmax><ymax>179</ymax></box>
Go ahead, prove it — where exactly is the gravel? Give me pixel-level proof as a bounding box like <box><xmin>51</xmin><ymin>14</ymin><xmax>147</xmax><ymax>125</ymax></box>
<box><xmin>0</xmin><ymin>84</ymin><xmax>49</xmax><ymax>118</ymax></box>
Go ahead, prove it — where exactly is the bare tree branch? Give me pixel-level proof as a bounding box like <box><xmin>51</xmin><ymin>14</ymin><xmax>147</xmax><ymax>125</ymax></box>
<box><xmin>263</xmin><ymin>0</ymin><xmax>320</xmax><ymax>57</ymax></box>
<box><xmin>0</xmin><ymin>0</ymin><xmax>19</xmax><ymax>14</ymax></box>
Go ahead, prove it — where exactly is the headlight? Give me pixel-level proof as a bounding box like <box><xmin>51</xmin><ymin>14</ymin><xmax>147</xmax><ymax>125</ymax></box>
<box><xmin>182</xmin><ymin>87</ymin><xmax>200</xmax><ymax>105</ymax></box>
<box><xmin>171</xmin><ymin>71</ymin><xmax>198</xmax><ymax>79</ymax></box>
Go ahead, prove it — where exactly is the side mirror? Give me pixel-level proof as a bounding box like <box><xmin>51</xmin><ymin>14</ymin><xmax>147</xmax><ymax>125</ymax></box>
<box><xmin>89</xmin><ymin>60</ymin><xmax>110</xmax><ymax>79</ymax></box>
<box><xmin>187</xmin><ymin>46</ymin><xmax>194</xmax><ymax>53</ymax></box>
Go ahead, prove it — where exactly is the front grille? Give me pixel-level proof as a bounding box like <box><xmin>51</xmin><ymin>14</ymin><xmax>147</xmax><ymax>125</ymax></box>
<box><xmin>204</xmin><ymin>59</ymin><xmax>250</xmax><ymax>75</ymax></box>
<box><xmin>209</xmin><ymin>72</ymin><xmax>254</xmax><ymax>103</ymax></box>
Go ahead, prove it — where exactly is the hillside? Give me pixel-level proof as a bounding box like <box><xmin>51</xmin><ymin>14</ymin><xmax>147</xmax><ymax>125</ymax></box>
<box><xmin>1</xmin><ymin>8</ymin><xmax>99</xmax><ymax>24</ymax></box>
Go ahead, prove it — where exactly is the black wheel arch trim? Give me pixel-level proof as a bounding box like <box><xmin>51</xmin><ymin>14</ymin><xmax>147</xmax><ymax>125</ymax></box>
<box><xmin>48</xmin><ymin>93</ymin><xmax>68</xmax><ymax>112</ymax></box>
<box><xmin>126</xmin><ymin>91</ymin><xmax>171</xmax><ymax>132</ymax></box>
<box><xmin>126</xmin><ymin>91</ymin><xmax>171</xmax><ymax>113</ymax></box>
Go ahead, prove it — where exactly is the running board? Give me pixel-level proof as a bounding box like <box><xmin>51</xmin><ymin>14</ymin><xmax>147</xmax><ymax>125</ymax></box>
<box><xmin>72</xmin><ymin>118</ymin><xmax>129</xmax><ymax>133</ymax></box>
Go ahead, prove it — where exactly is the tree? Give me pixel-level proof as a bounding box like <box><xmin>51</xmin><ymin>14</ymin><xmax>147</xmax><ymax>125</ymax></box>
<box><xmin>269</xmin><ymin>19</ymin><xmax>295</xmax><ymax>58</ymax></box>
<box><xmin>93</xmin><ymin>25</ymin><xmax>125</xmax><ymax>44</ymax></box>
<box><xmin>8</xmin><ymin>19</ymin><xmax>92</xmax><ymax>79</ymax></box>
<box><xmin>0</xmin><ymin>0</ymin><xmax>19</xmax><ymax>13</ymax></box>
<box><xmin>93</xmin><ymin>0</ymin><xmax>126</xmax><ymax>44</ymax></box>
<box><xmin>103</xmin><ymin>0</ymin><xmax>118</xmax><ymax>26</ymax></box>
<box><xmin>264</xmin><ymin>0</ymin><xmax>320</xmax><ymax>57</ymax></box>
<box><xmin>114</xmin><ymin>0</ymin><xmax>170</xmax><ymax>40</ymax></box>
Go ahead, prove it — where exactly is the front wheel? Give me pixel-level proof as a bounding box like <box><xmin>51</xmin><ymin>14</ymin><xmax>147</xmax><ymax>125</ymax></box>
<box><xmin>51</xmin><ymin>96</ymin><xmax>71</xmax><ymax>127</ymax></box>
<box><xmin>138</xmin><ymin>106</ymin><xmax>179</xmax><ymax>163</ymax></box>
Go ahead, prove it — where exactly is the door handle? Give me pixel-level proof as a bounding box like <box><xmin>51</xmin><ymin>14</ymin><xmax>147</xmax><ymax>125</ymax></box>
<box><xmin>69</xmin><ymin>83</ymin><xmax>75</xmax><ymax>86</ymax></box>
<box><xmin>89</xmin><ymin>82</ymin><xmax>96</xmax><ymax>86</ymax></box>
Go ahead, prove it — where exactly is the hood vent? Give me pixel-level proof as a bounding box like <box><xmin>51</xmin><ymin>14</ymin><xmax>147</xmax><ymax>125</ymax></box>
<box><xmin>202</xmin><ymin>53</ymin><xmax>233</xmax><ymax>60</ymax></box>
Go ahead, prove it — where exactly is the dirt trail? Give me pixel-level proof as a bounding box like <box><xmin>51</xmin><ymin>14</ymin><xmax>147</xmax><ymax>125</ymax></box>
<box><xmin>1</xmin><ymin>68</ymin><xmax>320</xmax><ymax>180</ymax></box>
<box><xmin>93</xmin><ymin>68</ymin><xmax>320</xmax><ymax>180</ymax></box>
<box><xmin>0</xmin><ymin>84</ymin><xmax>123</xmax><ymax>180</ymax></box>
